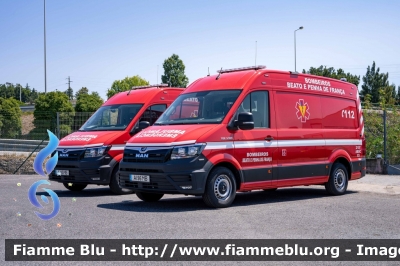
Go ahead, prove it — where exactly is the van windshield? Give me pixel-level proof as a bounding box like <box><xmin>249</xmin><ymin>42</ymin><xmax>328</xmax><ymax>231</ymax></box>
<box><xmin>79</xmin><ymin>104</ymin><xmax>143</xmax><ymax>131</ymax></box>
<box><xmin>155</xmin><ymin>90</ymin><xmax>241</xmax><ymax>125</ymax></box>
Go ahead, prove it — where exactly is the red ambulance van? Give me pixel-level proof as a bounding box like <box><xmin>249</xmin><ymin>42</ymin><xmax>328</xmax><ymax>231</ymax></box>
<box><xmin>119</xmin><ymin>66</ymin><xmax>366</xmax><ymax>207</ymax></box>
<box><xmin>49</xmin><ymin>84</ymin><xmax>184</xmax><ymax>194</ymax></box>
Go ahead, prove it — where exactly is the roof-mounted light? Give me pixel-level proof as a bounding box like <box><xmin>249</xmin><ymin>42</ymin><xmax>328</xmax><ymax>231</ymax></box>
<box><xmin>216</xmin><ymin>65</ymin><xmax>266</xmax><ymax>74</ymax></box>
<box><xmin>127</xmin><ymin>83</ymin><xmax>169</xmax><ymax>95</ymax></box>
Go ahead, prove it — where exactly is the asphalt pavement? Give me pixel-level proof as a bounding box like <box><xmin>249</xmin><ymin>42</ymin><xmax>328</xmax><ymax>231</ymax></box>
<box><xmin>1</xmin><ymin>174</ymin><xmax>400</xmax><ymax>266</ymax></box>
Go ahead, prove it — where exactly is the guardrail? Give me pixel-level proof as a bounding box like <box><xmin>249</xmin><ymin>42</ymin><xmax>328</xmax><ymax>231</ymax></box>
<box><xmin>0</xmin><ymin>139</ymin><xmax>49</xmax><ymax>153</ymax></box>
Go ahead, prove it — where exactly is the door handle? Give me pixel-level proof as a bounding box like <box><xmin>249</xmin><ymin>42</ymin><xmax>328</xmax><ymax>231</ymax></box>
<box><xmin>265</xmin><ymin>136</ymin><xmax>274</xmax><ymax>141</ymax></box>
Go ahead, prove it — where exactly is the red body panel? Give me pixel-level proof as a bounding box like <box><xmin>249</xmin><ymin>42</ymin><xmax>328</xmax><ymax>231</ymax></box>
<box><xmin>125</xmin><ymin>69</ymin><xmax>365</xmax><ymax>190</ymax></box>
<box><xmin>58</xmin><ymin>87</ymin><xmax>184</xmax><ymax>162</ymax></box>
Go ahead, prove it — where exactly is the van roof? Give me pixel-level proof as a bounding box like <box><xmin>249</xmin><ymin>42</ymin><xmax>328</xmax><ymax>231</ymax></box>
<box><xmin>185</xmin><ymin>68</ymin><xmax>358</xmax><ymax>99</ymax></box>
<box><xmin>104</xmin><ymin>86</ymin><xmax>184</xmax><ymax>105</ymax></box>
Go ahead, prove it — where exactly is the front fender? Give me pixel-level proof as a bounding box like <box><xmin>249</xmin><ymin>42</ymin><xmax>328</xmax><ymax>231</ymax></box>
<box><xmin>206</xmin><ymin>152</ymin><xmax>244</xmax><ymax>183</ymax></box>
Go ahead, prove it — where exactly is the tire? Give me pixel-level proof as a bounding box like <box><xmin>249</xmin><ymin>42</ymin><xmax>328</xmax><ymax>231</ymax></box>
<box><xmin>202</xmin><ymin>167</ymin><xmax>237</xmax><ymax>208</ymax></box>
<box><xmin>63</xmin><ymin>183</ymin><xmax>87</xmax><ymax>191</ymax></box>
<box><xmin>263</xmin><ymin>188</ymin><xmax>277</xmax><ymax>192</ymax></box>
<box><xmin>109</xmin><ymin>167</ymin><xmax>134</xmax><ymax>195</ymax></box>
<box><xmin>136</xmin><ymin>192</ymin><xmax>164</xmax><ymax>202</ymax></box>
<box><xmin>325</xmin><ymin>163</ymin><xmax>348</xmax><ymax>195</ymax></box>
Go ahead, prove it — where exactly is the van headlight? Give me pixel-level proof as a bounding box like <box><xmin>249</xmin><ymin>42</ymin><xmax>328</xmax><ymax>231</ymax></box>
<box><xmin>84</xmin><ymin>146</ymin><xmax>111</xmax><ymax>158</ymax></box>
<box><xmin>170</xmin><ymin>144</ymin><xmax>205</xmax><ymax>160</ymax></box>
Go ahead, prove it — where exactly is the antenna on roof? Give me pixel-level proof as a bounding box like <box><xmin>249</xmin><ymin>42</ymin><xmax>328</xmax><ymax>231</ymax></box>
<box><xmin>127</xmin><ymin>84</ymin><xmax>169</xmax><ymax>95</ymax></box>
<box><xmin>207</xmin><ymin>67</ymin><xmax>210</xmax><ymax>76</ymax></box>
<box><xmin>216</xmin><ymin>67</ymin><xmax>222</xmax><ymax>80</ymax></box>
<box><xmin>157</xmin><ymin>65</ymin><xmax>158</xmax><ymax>84</ymax></box>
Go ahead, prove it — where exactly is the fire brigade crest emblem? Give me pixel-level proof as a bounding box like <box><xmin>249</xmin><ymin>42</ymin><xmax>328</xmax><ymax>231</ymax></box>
<box><xmin>295</xmin><ymin>99</ymin><xmax>310</xmax><ymax>123</ymax></box>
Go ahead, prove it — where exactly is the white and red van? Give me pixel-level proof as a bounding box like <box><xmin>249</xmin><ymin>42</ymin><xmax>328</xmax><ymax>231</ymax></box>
<box><xmin>119</xmin><ymin>66</ymin><xmax>366</xmax><ymax>207</ymax></box>
<box><xmin>49</xmin><ymin>84</ymin><xmax>184</xmax><ymax>194</ymax></box>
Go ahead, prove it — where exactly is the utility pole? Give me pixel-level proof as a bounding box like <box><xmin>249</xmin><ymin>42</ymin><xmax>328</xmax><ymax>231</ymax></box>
<box><xmin>66</xmin><ymin>76</ymin><xmax>73</xmax><ymax>89</ymax></box>
<box><xmin>66</xmin><ymin>76</ymin><xmax>73</xmax><ymax>99</ymax></box>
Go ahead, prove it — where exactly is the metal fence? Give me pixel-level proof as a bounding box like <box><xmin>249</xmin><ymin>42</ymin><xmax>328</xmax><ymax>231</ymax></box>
<box><xmin>1</xmin><ymin>109</ymin><xmax>399</xmax><ymax>174</ymax></box>
<box><xmin>363</xmin><ymin>108</ymin><xmax>400</xmax><ymax>173</ymax></box>
<box><xmin>0</xmin><ymin>111</ymin><xmax>93</xmax><ymax>174</ymax></box>
<box><xmin>0</xmin><ymin>111</ymin><xmax>93</xmax><ymax>142</ymax></box>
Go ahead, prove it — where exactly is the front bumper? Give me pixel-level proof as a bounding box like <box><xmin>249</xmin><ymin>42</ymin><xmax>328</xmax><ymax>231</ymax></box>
<box><xmin>119</xmin><ymin>154</ymin><xmax>213</xmax><ymax>195</ymax></box>
<box><xmin>49</xmin><ymin>154</ymin><xmax>115</xmax><ymax>185</ymax></box>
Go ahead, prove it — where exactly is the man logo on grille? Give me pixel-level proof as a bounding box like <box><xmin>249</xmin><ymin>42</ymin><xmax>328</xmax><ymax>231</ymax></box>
<box><xmin>62</xmin><ymin>149</ymin><xmax>68</xmax><ymax>153</ymax></box>
<box><xmin>140</xmin><ymin>147</ymin><xmax>147</xmax><ymax>152</ymax></box>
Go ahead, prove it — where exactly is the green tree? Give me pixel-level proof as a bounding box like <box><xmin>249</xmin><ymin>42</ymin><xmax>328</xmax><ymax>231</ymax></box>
<box><xmin>75</xmin><ymin>92</ymin><xmax>104</xmax><ymax>112</ymax></box>
<box><xmin>65</xmin><ymin>87</ymin><xmax>74</xmax><ymax>100</ymax></box>
<box><xmin>396</xmin><ymin>86</ymin><xmax>400</xmax><ymax>105</ymax></box>
<box><xmin>106</xmin><ymin>75</ymin><xmax>149</xmax><ymax>99</ymax></box>
<box><xmin>161</xmin><ymin>54</ymin><xmax>189</xmax><ymax>88</ymax></box>
<box><xmin>0</xmin><ymin>97</ymin><xmax>22</xmax><ymax>138</ymax></box>
<box><xmin>302</xmin><ymin>66</ymin><xmax>360</xmax><ymax>86</ymax></box>
<box><xmin>28</xmin><ymin>88</ymin><xmax>38</xmax><ymax>104</ymax></box>
<box><xmin>32</xmin><ymin>92</ymin><xmax>74</xmax><ymax>139</ymax></box>
<box><xmin>379</xmin><ymin>84</ymin><xmax>397</xmax><ymax>108</ymax></box>
<box><xmin>75</xmin><ymin>87</ymin><xmax>89</xmax><ymax>99</ymax></box>
<box><xmin>360</xmin><ymin>61</ymin><xmax>389</xmax><ymax>103</ymax></box>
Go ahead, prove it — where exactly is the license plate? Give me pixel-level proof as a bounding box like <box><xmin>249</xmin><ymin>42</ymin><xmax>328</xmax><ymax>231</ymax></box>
<box><xmin>129</xmin><ymin>174</ymin><xmax>150</xmax><ymax>183</ymax></box>
<box><xmin>55</xmin><ymin>170</ymin><xmax>69</xmax><ymax>176</ymax></box>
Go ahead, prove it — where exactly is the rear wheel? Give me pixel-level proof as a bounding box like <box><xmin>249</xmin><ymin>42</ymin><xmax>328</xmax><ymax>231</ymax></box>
<box><xmin>63</xmin><ymin>183</ymin><xmax>87</xmax><ymax>191</ymax></box>
<box><xmin>109</xmin><ymin>167</ymin><xmax>134</xmax><ymax>195</ymax></box>
<box><xmin>325</xmin><ymin>163</ymin><xmax>348</xmax><ymax>195</ymax></box>
<box><xmin>202</xmin><ymin>167</ymin><xmax>236</xmax><ymax>208</ymax></box>
<box><xmin>136</xmin><ymin>192</ymin><xmax>164</xmax><ymax>202</ymax></box>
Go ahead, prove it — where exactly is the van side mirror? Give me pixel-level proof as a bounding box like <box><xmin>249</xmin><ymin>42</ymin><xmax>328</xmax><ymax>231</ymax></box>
<box><xmin>237</xmin><ymin>112</ymin><xmax>254</xmax><ymax>130</ymax></box>
<box><xmin>130</xmin><ymin>121</ymin><xmax>150</xmax><ymax>135</ymax></box>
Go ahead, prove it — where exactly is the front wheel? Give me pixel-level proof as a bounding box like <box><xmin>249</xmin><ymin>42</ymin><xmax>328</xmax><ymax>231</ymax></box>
<box><xmin>63</xmin><ymin>183</ymin><xmax>87</xmax><ymax>191</ymax></box>
<box><xmin>202</xmin><ymin>167</ymin><xmax>236</xmax><ymax>208</ymax></box>
<box><xmin>136</xmin><ymin>192</ymin><xmax>164</xmax><ymax>202</ymax></box>
<box><xmin>325</xmin><ymin>163</ymin><xmax>348</xmax><ymax>195</ymax></box>
<box><xmin>109</xmin><ymin>167</ymin><xmax>134</xmax><ymax>195</ymax></box>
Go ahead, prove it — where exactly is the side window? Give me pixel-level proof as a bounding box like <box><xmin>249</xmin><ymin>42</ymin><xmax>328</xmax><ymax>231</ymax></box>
<box><xmin>236</xmin><ymin>91</ymin><xmax>269</xmax><ymax>128</ymax></box>
<box><xmin>139</xmin><ymin>104</ymin><xmax>167</xmax><ymax>125</ymax></box>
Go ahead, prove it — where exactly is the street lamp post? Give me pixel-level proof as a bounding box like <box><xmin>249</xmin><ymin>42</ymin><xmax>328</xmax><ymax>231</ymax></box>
<box><xmin>44</xmin><ymin>0</ymin><xmax>47</xmax><ymax>93</ymax></box>
<box><xmin>294</xmin><ymin>26</ymin><xmax>304</xmax><ymax>72</ymax></box>
<box><xmin>18</xmin><ymin>84</ymin><xmax>22</xmax><ymax>102</ymax></box>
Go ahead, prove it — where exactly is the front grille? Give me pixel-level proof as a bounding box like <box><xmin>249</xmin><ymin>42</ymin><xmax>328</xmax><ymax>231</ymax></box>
<box><xmin>83</xmin><ymin>169</ymin><xmax>100</xmax><ymax>175</ymax></box>
<box><xmin>120</xmin><ymin>175</ymin><xmax>175</xmax><ymax>190</ymax></box>
<box><xmin>123</xmin><ymin>148</ymin><xmax>172</xmax><ymax>163</ymax></box>
<box><xmin>170</xmin><ymin>175</ymin><xmax>192</xmax><ymax>183</ymax></box>
<box><xmin>57</xmin><ymin>149</ymin><xmax>85</xmax><ymax>161</ymax></box>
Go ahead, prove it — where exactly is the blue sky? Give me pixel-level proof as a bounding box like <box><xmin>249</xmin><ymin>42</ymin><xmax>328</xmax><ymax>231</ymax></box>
<box><xmin>1</xmin><ymin>0</ymin><xmax>399</xmax><ymax>100</ymax></box>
